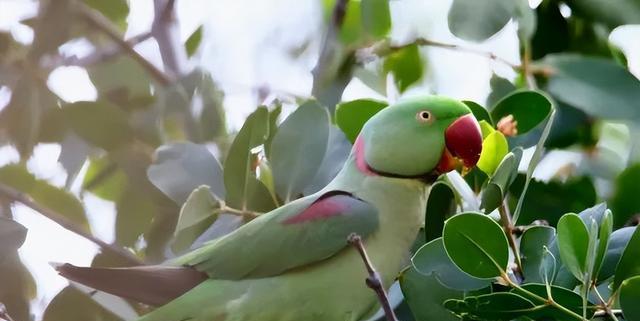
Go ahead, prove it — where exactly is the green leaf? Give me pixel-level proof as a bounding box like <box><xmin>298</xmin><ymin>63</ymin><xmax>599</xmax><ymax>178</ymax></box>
<box><xmin>89</xmin><ymin>56</ymin><xmax>152</xmax><ymax>102</ymax></box>
<box><xmin>557</xmin><ymin>213</ymin><xmax>589</xmax><ymax>280</ymax></box>
<box><xmin>63</xmin><ymin>101</ymin><xmax>134</xmax><ymax>150</ymax></box>
<box><xmin>264</xmin><ymin>104</ymin><xmax>282</xmax><ymax>158</ymax></box>
<box><xmin>303</xmin><ymin>124</ymin><xmax>351</xmax><ymax>195</ymax></box>
<box><xmin>361</xmin><ymin>0</ymin><xmax>390</xmax><ymax>38</ymax></box>
<box><xmin>83</xmin><ymin>0</ymin><xmax>129</xmax><ymax>30</ymax></box>
<box><xmin>114</xmin><ymin>185</ymin><xmax>155</xmax><ymax>247</ymax></box>
<box><xmin>335</xmin><ymin>99</ymin><xmax>387</xmax><ymax>143</ymax></box>
<box><xmin>620</xmin><ymin>275</ymin><xmax>640</xmax><ymax>321</ymax></box>
<box><xmin>383</xmin><ymin>44</ymin><xmax>423</xmax><ymax>93</ymax></box>
<box><xmin>487</xmin><ymin>74</ymin><xmax>516</xmax><ymax>108</ymax></box>
<box><xmin>399</xmin><ymin>266</ymin><xmax>462</xmax><ymax>321</ymax></box>
<box><xmin>520</xmin><ymin>226</ymin><xmax>555</xmax><ymax>283</ymax></box>
<box><xmin>270</xmin><ymin>101</ymin><xmax>330</xmax><ymax>202</ymax></box>
<box><xmin>594</xmin><ymin>209</ymin><xmax>613</xmax><ymax>280</ymax></box>
<box><xmin>614</xmin><ymin>225</ymin><xmax>640</xmax><ymax>290</ymax></box>
<box><xmin>413</xmin><ymin>238</ymin><xmax>491</xmax><ymax>290</ymax></box>
<box><xmin>511</xmin><ymin>107</ymin><xmax>556</xmax><ymax>223</ymax></box>
<box><xmin>564</xmin><ymin>0</ymin><xmax>640</xmax><ymax>28</ymax></box>
<box><xmin>443</xmin><ymin>212</ymin><xmax>509</xmax><ymax>278</ymax></box>
<box><xmin>42</xmin><ymin>286</ymin><xmax>122</xmax><ymax>321</ymax></box>
<box><xmin>477</xmin><ymin>131</ymin><xmax>509</xmax><ymax>176</ymax></box>
<box><xmin>224</xmin><ymin>107</ymin><xmax>275</xmax><ymax>212</ymax></box>
<box><xmin>172</xmin><ymin>186</ymin><xmax>219</xmax><ymax>253</ymax></box>
<box><xmin>185</xmin><ymin>26</ymin><xmax>203</xmax><ymax>57</ymax></box>
<box><xmin>463</xmin><ymin>100</ymin><xmax>493</xmax><ymax>125</ymax></box>
<box><xmin>82</xmin><ymin>157</ymin><xmax>127</xmax><ymax>201</ymax></box>
<box><xmin>148</xmin><ymin>142</ymin><xmax>225</xmax><ymax>205</ymax></box>
<box><xmin>0</xmin><ymin>218</ymin><xmax>27</xmax><ymax>254</ymax></box>
<box><xmin>491</xmin><ymin>90</ymin><xmax>552</xmax><ymax>135</ymax></box>
<box><xmin>0</xmin><ymin>164</ymin><xmax>89</xmax><ymax>233</ymax></box>
<box><xmin>447</xmin><ymin>0</ymin><xmax>517</xmax><ymax>42</ymax></box>
<box><xmin>425</xmin><ymin>182</ymin><xmax>456</xmax><ymax>243</ymax></box>
<box><xmin>444</xmin><ymin>292</ymin><xmax>536</xmax><ymax>320</ymax></box>
<box><xmin>599</xmin><ymin>226</ymin><xmax>636</xmax><ymax>282</ymax></box>
<box><xmin>481</xmin><ymin>148</ymin><xmax>523</xmax><ymax>213</ymax></box>
<box><xmin>339</xmin><ymin>0</ymin><xmax>364</xmax><ymax>45</ymax></box>
<box><xmin>544</xmin><ymin>54</ymin><xmax>640</xmax><ymax>122</ymax></box>
<box><xmin>611</xmin><ymin>164</ymin><xmax>640</xmax><ymax>228</ymax></box>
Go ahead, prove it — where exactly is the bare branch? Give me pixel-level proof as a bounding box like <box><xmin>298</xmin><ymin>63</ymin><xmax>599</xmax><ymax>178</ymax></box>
<box><xmin>0</xmin><ymin>183</ymin><xmax>143</xmax><ymax>266</ymax></box>
<box><xmin>76</xmin><ymin>3</ymin><xmax>172</xmax><ymax>85</ymax></box>
<box><xmin>0</xmin><ymin>303</ymin><xmax>16</xmax><ymax>321</ymax></box>
<box><xmin>152</xmin><ymin>0</ymin><xmax>188</xmax><ymax>77</ymax></box>
<box><xmin>52</xmin><ymin>31</ymin><xmax>153</xmax><ymax>68</ymax></box>
<box><xmin>499</xmin><ymin>200</ymin><xmax>523</xmax><ymax>282</ymax></box>
<box><xmin>358</xmin><ymin>38</ymin><xmax>521</xmax><ymax>70</ymax></box>
<box><xmin>347</xmin><ymin>233</ymin><xmax>398</xmax><ymax>321</ymax></box>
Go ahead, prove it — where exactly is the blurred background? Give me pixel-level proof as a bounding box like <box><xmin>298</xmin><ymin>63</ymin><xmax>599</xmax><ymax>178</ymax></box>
<box><xmin>1</xmin><ymin>0</ymin><xmax>640</xmax><ymax>320</ymax></box>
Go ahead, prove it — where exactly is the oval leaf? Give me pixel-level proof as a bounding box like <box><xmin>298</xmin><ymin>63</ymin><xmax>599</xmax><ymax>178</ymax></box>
<box><xmin>520</xmin><ymin>225</ymin><xmax>556</xmax><ymax>283</ymax></box>
<box><xmin>443</xmin><ymin>212</ymin><xmax>509</xmax><ymax>278</ymax></box>
<box><xmin>620</xmin><ymin>275</ymin><xmax>640</xmax><ymax>321</ymax></box>
<box><xmin>270</xmin><ymin>101</ymin><xmax>330</xmax><ymax>202</ymax></box>
<box><xmin>148</xmin><ymin>142</ymin><xmax>225</xmax><ymax>205</ymax></box>
<box><xmin>425</xmin><ymin>182</ymin><xmax>457</xmax><ymax>242</ymax></box>
<box><xmin>614</xmin><ymin>224</ymin><xmax>640</xmax><ymax>290</ymax></box>
<box><xmin>557</xmin><ymin>213</ymin><xmax>589</xmax><ymax>280</ymax></box>
<box><xmin>477</xmin><ymin>131</ymin><xmax>509</xmax><ymax>176</ymax></box>
<box><xmin>492</xmin><ymin>90</ymin><xmax>552</xmax><ymax>135</ymax></box>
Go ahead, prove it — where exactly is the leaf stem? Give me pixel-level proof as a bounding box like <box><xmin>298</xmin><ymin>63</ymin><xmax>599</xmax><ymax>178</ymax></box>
<box><xmin>217</xmin><ymin>201</ymin><xmax>261</xmax><ymax>220</ymax></box>
<box><xmin>592</xmin><ymin>284</ymin><xmax>620</xmax><ymax>321</ymax></box>
<box><xmin>498</xmin><ymin>200</ymin><xmax>523</xmax><ymax>281</ymax></box>
<box><xmin>0</xmin><ymin>183</ymin><xmax>143</xmax><ymax>266</ymax></box>
<box><xmin>348</xmin><ymin>233</ymin><xmax>398</xmax><ymax>321</ymax></box>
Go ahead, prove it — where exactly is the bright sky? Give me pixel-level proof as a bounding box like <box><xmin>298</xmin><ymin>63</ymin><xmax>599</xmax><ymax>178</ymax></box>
<box><xmin>0</xmin><ymin>0</ymin><xmax>639</xmax><ymax>320</ymax></box>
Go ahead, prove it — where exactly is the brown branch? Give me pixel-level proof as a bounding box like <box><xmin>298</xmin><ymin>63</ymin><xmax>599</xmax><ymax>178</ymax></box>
<box><xmin>152</xmin><ymin>0</ymin><xmax>188</xmax><ymax>77</ymax></box>
<box><xmin>76</xmin><ymin>3</ymin><xmax>172</xmax><ymax>85</ymax></box>
<box><xmin>0</xmin><ymin>303</ymin><xmax>15</xmax><ymax>321</ymax></box>
<box><xmin>347</xmin><ymin>233</ymin><xmax>398</xmax><ymax>321</ymax></box>
<box><xmin>498</xmin><ymin>201</ymin><xmax>523</xmax><ymax>282</ymax></box>
<box><xmin>311</xmin><ymin>0</ymin><xmax>350</xmax><ymax>99</ymax></box>
<box><xmin>53</xmin><ymin>31</ymin><xmax>153</xmax><ymax>67</ymax></box>
<box><xmin>0</xmin><ymin>183</ymin><xmax>143</xmax><ymax>266</ymax></box>
<box><xmin>358</xmin><ymin>38</ymin><xmax>521</xmax><ymax>70</ymax></box>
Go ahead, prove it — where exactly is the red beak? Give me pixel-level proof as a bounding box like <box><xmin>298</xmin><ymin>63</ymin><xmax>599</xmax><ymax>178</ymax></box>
<box><xmin>436</xmin><ymin>114</ymin><xmax>483</xmax><ymax>173</ymax></box>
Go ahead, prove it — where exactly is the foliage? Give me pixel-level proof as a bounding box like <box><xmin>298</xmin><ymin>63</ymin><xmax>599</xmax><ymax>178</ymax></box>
<box><xmin>0</xmin><ymin>0</ymin><xmax>639</xmax><ymax>321</ymax></box>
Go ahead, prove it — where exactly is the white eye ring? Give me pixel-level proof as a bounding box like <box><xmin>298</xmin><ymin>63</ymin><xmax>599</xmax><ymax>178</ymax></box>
<box><xmin>416</xmin><ymin>110</ymin><xmax>432</xmax><ymax>123</ymax></box>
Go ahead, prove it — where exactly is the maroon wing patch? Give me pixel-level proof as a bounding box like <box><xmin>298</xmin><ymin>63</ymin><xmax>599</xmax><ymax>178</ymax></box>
<box><xmin>283</xmin><ymin>192</ymin><xmax>354</xmax><ymax>225</ymax></box>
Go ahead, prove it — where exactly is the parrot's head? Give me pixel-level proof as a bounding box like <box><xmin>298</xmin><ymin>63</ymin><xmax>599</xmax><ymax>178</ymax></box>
<box><xmin>355</xmin><ymin>95</ymin><xmax>482</xmax><ymax>180</ymax></box>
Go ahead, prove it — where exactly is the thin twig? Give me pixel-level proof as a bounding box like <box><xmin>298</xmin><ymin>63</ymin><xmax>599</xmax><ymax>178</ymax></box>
<box><xmin>0</xmin><ymin>303</ymin><xmax>15</xmax><ymax>321</ymax></box>
<box><xmin>499</xmin><ymin>201</ymin><xmax>523</xmax><ymax>282</ymax></box>
<box><xmin>358</xmin><ymin>38</ymin><xmax>521</xmax><ymax>70</ymax></box>
<box><xmin>0</xmin><ymin>183</ymin><xmax>143</xmax><ymax>266</ymax></box>
<box><xmin>347</xmin><ymin>233</ymin><xmax>398</xmax><ymax>321</ymax></box>
<box><xmin>592</xmin><ymin>284</ymin><xmax>621</xmax><ymax>321</ymax></box>
<box><xmin>52</xmin><ymin>31</ymin><xmax>153</xmax><ymax>68</ymax></box>
<box><xmin>77</xmin><ymin>3</ymin><xmax>172</xmax><ymax>85</ymax></box>
<box><xmin>152</xmin><ymin>0</ymin><xmax>187</xmax><ymax>77</ymax></box>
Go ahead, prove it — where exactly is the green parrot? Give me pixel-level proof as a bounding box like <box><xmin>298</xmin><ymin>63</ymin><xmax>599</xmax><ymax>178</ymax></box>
<box><xmin>57</xmin><ymin>95</ymin><xmax>482</xmax><ymax>321</ymax></box>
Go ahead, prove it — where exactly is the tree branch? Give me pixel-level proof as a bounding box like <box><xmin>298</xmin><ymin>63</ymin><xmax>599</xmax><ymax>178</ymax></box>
<box><xmin>347</xmin><ymin>233</ymin><xmax>398</xmax><ymax>321</ymax></box>
<box><xmin>52</xmin><ymin>31</ymin><xmax>153</xmax><ymax>68</ymax></box>
<box><xmin>0</xmin><ymin>183</ymin><xmax>143</xmax><ymax>266</ymax></box>
<box><xmin>76</xmin><ymin>3</ymin><xmax>172</xmax><ymax>85</ymax></box>
<box><xmin>499</xmin><ymin>200</ymin><xmax>523</xmax><ymax>282</ymax></box>
<box><xmin>152</xmin><ymin>0</ymin><xmax>188</xmax><ymax>77</ymax></box>
<box><xmin>0</xmin><ymin>303</ymin><xmax>15</xmax><ymax>321</ymax></box>
<box><xmin>358</xmin><ymin>38</ymin><xmax>521</xmax><ymax>70</ymax></box>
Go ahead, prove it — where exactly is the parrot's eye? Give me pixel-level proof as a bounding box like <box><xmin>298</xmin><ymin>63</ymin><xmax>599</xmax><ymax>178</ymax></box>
<box><xmin>416</xmin><ymin>111</ymin><xmax>433</xmax><ymax>123</ymax></box>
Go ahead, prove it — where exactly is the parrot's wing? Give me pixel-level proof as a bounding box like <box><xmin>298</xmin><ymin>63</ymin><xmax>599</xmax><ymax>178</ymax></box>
<box><xmin>172</xmin><ymin>190</ymin><xmax>379</xmax><ymax>280</ymax></box>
